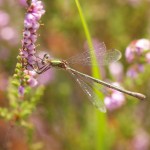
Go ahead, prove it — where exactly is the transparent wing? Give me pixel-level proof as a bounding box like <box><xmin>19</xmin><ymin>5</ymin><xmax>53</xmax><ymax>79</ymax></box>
<box><xmin>68</xmin><ymin>70</ymin><xmax>106</xmax><ymax>112</ymax></box>
<box><xmin>67</xmin><ymin>42</ymin><xmax>122</xmax><ymax>66</ymax></box>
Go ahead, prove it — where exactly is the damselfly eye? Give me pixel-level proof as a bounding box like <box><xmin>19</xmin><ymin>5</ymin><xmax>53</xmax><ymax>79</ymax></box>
<box><xmin>43</xmin><ymin>54</ymin><xmax>50</xmax><ymax>60</ymax></box>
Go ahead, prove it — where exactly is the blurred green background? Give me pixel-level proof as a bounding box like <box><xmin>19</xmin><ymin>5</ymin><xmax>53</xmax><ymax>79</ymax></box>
<box><xmin>0</xmin><ymin>0</ymin><xmax>150</xmax><ymax>149</ymax></box>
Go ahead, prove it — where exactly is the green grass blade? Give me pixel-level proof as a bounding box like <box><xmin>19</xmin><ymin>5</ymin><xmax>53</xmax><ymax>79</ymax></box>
<box><xmin>74</xmin><ymin>1</ymin><xmax>108</xmax><ymax>150</ymax></box>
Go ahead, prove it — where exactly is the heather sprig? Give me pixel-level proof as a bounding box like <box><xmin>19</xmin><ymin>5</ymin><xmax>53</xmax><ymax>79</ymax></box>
<box><xmin>15</xmin><ymin>0</ymin><xmax>45</xmax><ymax>98</ymax></box>
<box><xmin>125</xmin><ymin>39</ymin><xmax>150</xmax><ymax>63</ymax></box>
<box><xmin>0</xmin><ymin>0</ymin><xmax>45</xmax><ymax>125</ymax></box>
<box><xmin>19</xmin><ymin>0</ymin><xmax>45</xmax><ymax>90</ymax></box>
<box><xmin>125</xmin><ymin>39</ymin><xmax>150</xmax><ymax>78</ymax></box>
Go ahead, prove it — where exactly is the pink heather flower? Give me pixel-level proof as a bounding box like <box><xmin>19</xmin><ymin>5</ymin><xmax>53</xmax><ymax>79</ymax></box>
<box><xmin>125</xmin><ymin>39</ymin><xmax>150</xmax><ymax>63</ymax></box>
<box><xmin>127</xmin><ymin>67</ymin><xmax>138</xmax><ymax>78</ymax></box>
<box><xmin>18</xmin><ymin>86</ymin><xmax>25</xmax><ymax>96</ymax></box>
<box><xmin>104</xmin><ymin>83</ymin><xmax>125</xmax><ymax>111</ymax></box>
<box><xmin>24</xmin><ymin>70</ymin><xmax>38</xmax><ymax>87</ymax></box>
<box><xmin>20</xmin><ymin>50</ymin><xmax>28</xmax><ymax>58</ymax></box>
<box><xmin>24</xmin><ymin>70</ymin><xmax>37</xmax><ymax>77</ymax></box>
<box><xmin>136</xmin><ymin>39</ymin><xmax>150</xmax><ymax>50</ymax></box>
<box><xmin>23</xmin><ymin>30</ymin><xmax>31</xmax><ymax>38</ymax></box>
<box><xmin>104</xmin><ymin>92</ymin><xmax>125</xmax><ymax>111</ymax></box>
<box><xmin>125</xmin><ymin>39</ymin><xmax>150</xmax><ymax>78</ymax></box>
<box><xmin>28</xmin><ymin>77</ymin><xmax>38</xmax><ymax>87</ymax></box>
<box><xmin>17</xmin><ymin>0</ymin><xmax>45</xmax><ymax>95</ymax></box>
<box><xmin>28</xmin><ymin>55</ymin><xmax>37</xmax><ymax>64</ymax></box>
<box><xmin>127</xmin><ymin>64</ymin><xmax>144</xmax><ymax>78</ymax></box>
<box><xmin>125</xmin><ymin>46</ymin><xmax>135</xmax><ymax>63</ymax></box>
<box><xmin>20</xmin><ymin>0</ymin><xmax>45</xmax><ymax>68</ymax></box>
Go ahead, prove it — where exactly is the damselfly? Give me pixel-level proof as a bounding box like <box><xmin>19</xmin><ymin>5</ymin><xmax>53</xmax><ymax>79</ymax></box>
<box><xmin>31</xmin><ymin>42</ymin><xmax>146</xmax><ymax>112</ymax></box>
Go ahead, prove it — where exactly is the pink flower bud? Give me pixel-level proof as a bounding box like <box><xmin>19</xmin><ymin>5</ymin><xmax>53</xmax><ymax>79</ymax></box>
<box><xmin>23</xmin><ymin>30</ymin><xmax>31</xmax><ymax>38</ymax></box>
<box><xmin>26</xmin><ymin>13</ymin><xmax>36</xmax><ymax>22</ymax></box>
<box><xmin>24</xmin><ymin>20</ymin><xmax>32</xmax><ymax>28</ymax></box>
<box><xmin>28</xmin><ymin>55</ymin><xmax>36</xmax><ymax>64</ymax></box>
<box><xmin>18</xmin><ymin>85</ymin><xmax>25</xmax><ymax>96</ymax></box>
<box><xmin>28</xmin><ymin>77</ymin><xmax>38</xmax><ymax>87</ymax></box>
<box><xmin>20</xmin><ymin>50</ymin><xmax>28</xmax><ymax>58</ymax></box>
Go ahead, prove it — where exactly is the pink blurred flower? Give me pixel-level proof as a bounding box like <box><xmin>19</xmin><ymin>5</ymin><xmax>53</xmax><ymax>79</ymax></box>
<box><xmin>0</xmin><ymin>26</ymin><xmax>17</xmax><ymax>41</ymax></box>
<box><xmin>18</xmin><ymin>86</ymin><xmax>25</xmax><ymax>96</ymax></box>
<box><xmin>104</xmin><ymin>83</ymin><xmax>125</xmax><ymax>111</ymax></box>
<box><xmin>0</xmin><ymin>0</ymin><xmax>4</xmax><ymax>6</ymax></box>
<box><xmin>125</xmin><ymin>39</ymin><xmax>150</xmax><ymax>63</ymax></box>
<box><xmin>136</xmin><ymin>39</ymin><xmax>150</xmax><ymax>50</ymax></box>
<box><xmin>132</xmin><ymin>129</ymin><xmax>150</xmax><ymax>150</ymax></box>
<box><xmin>18</xmin><ymin>0</ymin><xmax>28</xmax><ymax>7</ymax></box>
<box><xmin>127</xmin><ymin>64</ymin><xmax>144</xmax><ymax>78</ymax></box>
<box><xmin>0</xmin><ymin>11</ymin><xmax>19</xmax><ymax>45</ymax></box>
<box><xmin>125</xmin><ymin>39</ymin><xmax>150</xmax><ymax>78</ymax></box>
<box><xmin>0</xmin><ymin>11</ymin><xmax>10</xmax><ymax>27</ymax></box>
<box><xmin>109</xmin><ymin>62</ymin><xmax>124</xmax><ymax>82</ymax></box>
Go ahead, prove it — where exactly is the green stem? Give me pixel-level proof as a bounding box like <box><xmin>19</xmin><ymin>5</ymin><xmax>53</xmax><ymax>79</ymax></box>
<box><xmin>74</xmin><ymin>0</ymin><xmax>107</xmax><ymax>150</ymax></box>
<box><xmin>75</xmin><ymin>0</ymin><xmax>100</xmax><ymax>78</ymax></box>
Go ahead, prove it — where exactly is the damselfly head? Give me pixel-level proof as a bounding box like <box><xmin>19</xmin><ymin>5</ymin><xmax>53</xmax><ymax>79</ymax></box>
<box><xmin>42</xmin><ymin>53</ymin><xmax>50</xmax><ymax>64</ymax></box>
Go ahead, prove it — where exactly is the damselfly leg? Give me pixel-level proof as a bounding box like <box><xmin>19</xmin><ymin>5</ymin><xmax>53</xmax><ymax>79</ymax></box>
<box><xmin>26</xmin><ymin>54</ymin><xmax>51</xmax><ymax>74</ymax></box>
